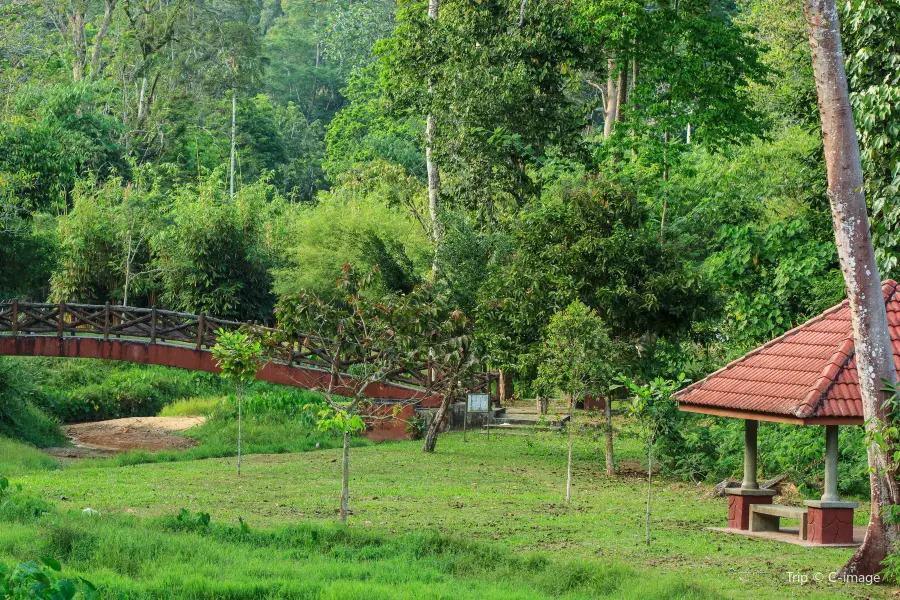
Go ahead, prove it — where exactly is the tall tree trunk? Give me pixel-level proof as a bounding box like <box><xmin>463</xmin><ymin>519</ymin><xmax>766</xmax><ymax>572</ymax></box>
<box><xmin>71</xmin><ymin>8</ymin><xmax>86</xmax><ymax>82</ymax></box>
<box><xmin>631</xmin><ymin>54</ymin><xmax>639</xmax><ymax>160</ymax></box>
<box><xmin>498</xmin><ymin>370</ymin><xmax>513</xmax><ymax>405</ymax></box>
<box><xmin>605</xmin><ymin>399</ymin><xmax>615</xmax><ymax>475</ymax></box>
<box><xmin>123</xmin><ymin>220</ymin><xmax>133</xmax><ymax>307</ymax></box>
<box><xmin>137</xmin><ymin>77</ymin><xmax>148</xmax><ymax>126</ymax></box>
<box><xmin>90</xmin><ymin>0</ymin><xmax>117</xmax><ymax>77</ymax></box>
<box><xmin>426</xmin><ymin>0</ymin><xmax>441</xmax><ymax>278</ymax></box>
<box><xmin>615</xmin><ymin>64</ymin><xmax>627</xmax><ymax>123</ymax></box>
<box><xmin>803</xmin><ymin>0</ymin><xmax>900</xmax><ymax>576</ymax></box>
<box><xmin>603</xmin><ymin>56</ymin><xmax>619</xmax><ymax>139</ymax></box>
<box><xmin>230</xmin><ymin>92</ymin><xmax>237</xmax><ymax>201</ymax></box>
<box><xmin>517</xmin><ymin>0</ymin><xmax>528</xmax><ymax>26</ymax></box>
<box><xmin>423</xmin><ymin>384</ymin><xmax>456</xmax><ymax>453</ymax></box>
<box><xmin>340</xmin><ymin>430</ymin><xmax>350</xmax><ymax>523</ymax></box>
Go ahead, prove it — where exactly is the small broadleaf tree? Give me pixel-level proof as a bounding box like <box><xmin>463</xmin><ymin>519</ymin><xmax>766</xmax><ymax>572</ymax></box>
<box><xmin>212</xmin><ymin>328</ymin><xmax>263</xmax><ymax>476</ymax></box>
<box><xmin>269</xmin><ymin>266</ymin><xmax>417</xmax><ymax>523</ymax></box>
<box><xmin>537</xmin><ymin>301</ymin><xmax>617</xmax><ymax>503</ymax></box>
<box><xmin>619</xmin><ymin>374</ymin><xmax>685</xmax><ymax>545</ymax></box>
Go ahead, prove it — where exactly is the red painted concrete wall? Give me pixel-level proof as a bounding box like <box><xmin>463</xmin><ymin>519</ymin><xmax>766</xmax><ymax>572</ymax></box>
<box><xmin>0</xmin><ymin>335</ymin><xmax>440</xmax><ymax>440</ymax></box>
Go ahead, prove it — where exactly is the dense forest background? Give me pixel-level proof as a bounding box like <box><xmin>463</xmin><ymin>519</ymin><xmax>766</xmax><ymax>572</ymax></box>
<box><xmin>0</xmin><ymin>0</ymin><xmax>898</xmax><ymax>485</ymax></box>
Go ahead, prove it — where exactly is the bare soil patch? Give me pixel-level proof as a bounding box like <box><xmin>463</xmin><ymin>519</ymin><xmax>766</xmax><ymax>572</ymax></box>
<box><xmin>44</xmin><ymin>416</ymin><xmax>205</xmax><ymax>458</ymax></box>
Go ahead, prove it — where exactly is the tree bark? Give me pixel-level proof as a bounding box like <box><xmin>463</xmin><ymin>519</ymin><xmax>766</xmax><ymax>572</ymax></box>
<box><xmin>605</xmin><ymin>399</ymin><xmax>615</xmax><ymax>475</ymax></box>
<box><xmin>426</xmin><ymin>0</ymin><xmax>441</xmax><ymax>278</ymax></box>
<box><xmin>803</xmin><ymin>0</ymin><xmax>900</xmax><ymax>576</ymax></box>
<box><xmin>498</xmin><ymin>370</ymin><xmax>513</xmax><ymax>405</ymax></box>
<box><xmin>615</xmin><ymin>64</ymin><xmax>627</xmax><ymax>123</ymax></box>
<box><xmin>71</xmin><ymin>7</ymin><xmax>87</xmax><ymax>82</ymax></box>
<box><xmin>90</xmin><ymin>0</ymin><xmax>117</xmax><ymax>77</ymax></box>
<box><xmin>603</xmin><ymin>56</ymin><xmax>619</xmax><ymax>139</ymax></box>
<box><xmin>340</xmin><ymin>430</ymin><xmax>350</xmax><ymax>523</ymax></box>
<box><xmin>423</xmin><ymin>385</ymin><xmax>456</xmax><ymax>453</ymax></box>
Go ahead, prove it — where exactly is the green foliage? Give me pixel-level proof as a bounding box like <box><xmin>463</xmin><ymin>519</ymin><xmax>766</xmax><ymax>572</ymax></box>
<box><xmin>0</xmin><ymin>177</ymin><xmax>56</xmax><ymax>301</ymax></box>
<box><xmin>212</xmin><ymin>329</ymin><xmax>263</xmax><ymax>386</ymax></box>
<box><xmin>383</xmin><ymin>0</ymin><xmax>590</xmax><ymax>209</ymax></box>
<box><xmin>843</xmin><ymin>0</ymin><xmax>900</xmax><ymax>277</ymax></box>
<box><xmin>478</xmin><ymin>173</ymin><xmax>711</xmax><ymax>381</ymax></box>
<box><xmin>0</xmin><ymin>438</ymin><xmax>59</xmax><ymax>478</ymax></box>
<box><xmin>433</xmin><ymin>210</ymin><xmax>512</xmax><ymax>315</ymax></box>
<box><xmin>536</xmin><ymin>301</ymin><xmax>618</xmax><ymax>402</ymax></box>
<box><xmin>16</xmin><ymin>358</ymin><xmax>227</xmax><ymax>424</ymax></box>
<box><xmin>705</xmin><ymin>220</ymin><xmax>843</xmax><ymax>344</ymax></box>
<box><xmin>168</xmin><ymin>509</ymin><xmax>211</xmax><ymax>533</ymax></box>
<box><xmin>151</xmin><ymin>177</ymin><xmax>277</xmax><ymax>322</ymax></box>
<box><xmin>620</xmin><ymin>375</ymin><xmax>685</xmax><ymax>446</ymax></box>
<box><xmin>0</xmin><ymin>83</ymin><xmax>126</xmax><ymax>213</ymax></box>
<box><xmin>656</xmin><ymin>413</ymin><xmax>869</xmax><ymax>495</ymax></box>
<box><xmin>324</xmin><ymin>64</ymin><xmax>425</xmax><ymax>181</ymax></box>
<box><xmin>313</xmin><ymin>406</ymin><xmax>366</xmax><ymax>437</ymax></box>
<box><xmin>273</xmin><ymin>168</ymin><xmax>432</xmax><ymax>299</ymax></box>
<box><xmin>0</xmin><ymin>558</ymin><xmax>101</xmax><ymax>600</ymax></box>
<box><xmin>0</xmin><ymin>360</ymin><xmax>63</xmax><ymax>448</ymax></box>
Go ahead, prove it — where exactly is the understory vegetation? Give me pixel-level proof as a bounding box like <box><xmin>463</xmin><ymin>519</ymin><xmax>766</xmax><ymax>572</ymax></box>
<box><xmin>0</xmin><ymin>487</ymin><xmax>720</xmax><ymax>600</ymax></box>
<box><xmin>0</xmin><ymin>432</ymin><xmax>879</xmax><ymax>599</ymax></box>
<box><xmin>2</xmin><ymin>0</ymin><xmax>900</xmax><ymax>593</ymax></box>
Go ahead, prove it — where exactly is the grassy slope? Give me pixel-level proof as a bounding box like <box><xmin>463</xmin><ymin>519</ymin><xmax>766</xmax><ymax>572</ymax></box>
<box><xmin>0</xmin><ymin>508</ymin><xmax>721</xmax><ymax>600</ymax></box>
<box><xmin>0</xmin><ymin>436</ymin><xmax>59</xmax><ymax>476</ymax></box>
<box><xmin>5</xmin><ymin>432</ymin><xmax>883</xmax><ymax>599</ymax></box>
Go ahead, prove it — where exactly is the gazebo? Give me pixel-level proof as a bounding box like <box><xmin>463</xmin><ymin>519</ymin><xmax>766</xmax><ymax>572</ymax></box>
<box><xmin>675</xmin><ymin>280</ymin><xmax>900</xmax><ymax>545</ymax></box>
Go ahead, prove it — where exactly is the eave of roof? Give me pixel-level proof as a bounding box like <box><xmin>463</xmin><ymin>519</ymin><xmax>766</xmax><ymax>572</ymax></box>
<box><xmin>674</xmin><ymin>280</ymin><xmax>900</xmax><ymax>425</ymax></box>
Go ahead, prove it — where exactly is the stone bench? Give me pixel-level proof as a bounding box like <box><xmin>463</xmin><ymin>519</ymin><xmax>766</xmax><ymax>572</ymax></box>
<box><xmin>750</xmin><ymin>504</ymin><xmax>808</xmax><ymax>540</ymax></box>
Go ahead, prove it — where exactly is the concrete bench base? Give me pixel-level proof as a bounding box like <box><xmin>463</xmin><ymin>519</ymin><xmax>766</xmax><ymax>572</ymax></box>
<box><xmin>750</xmin><ymin>504</ymin><xmax>808</xmax><ymax>540</ymax></box>
<box><xmin>725</xmin><ymin>488</ymin><xmax>776</xmax><ymax>530</ymax></box>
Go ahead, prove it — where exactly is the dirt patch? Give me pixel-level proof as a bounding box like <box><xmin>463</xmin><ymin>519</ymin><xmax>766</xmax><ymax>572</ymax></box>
<box><xmin>44</xmin><ymin>417</ymin><xmax>206</xmax><ymax>458</ymax></box>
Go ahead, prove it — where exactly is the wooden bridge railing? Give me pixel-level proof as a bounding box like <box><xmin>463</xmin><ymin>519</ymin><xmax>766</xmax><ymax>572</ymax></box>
<box><xmin>0</xmin><ymin>301</ymin><xmax>497</xmax><ymax>398</ymax></box>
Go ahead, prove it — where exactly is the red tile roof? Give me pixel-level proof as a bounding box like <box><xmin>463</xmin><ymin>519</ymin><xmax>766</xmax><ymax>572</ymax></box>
<box><xmin>675</xmin><ymin>280</ymin><xmax>900</xmax><ymax>424</ymax></box>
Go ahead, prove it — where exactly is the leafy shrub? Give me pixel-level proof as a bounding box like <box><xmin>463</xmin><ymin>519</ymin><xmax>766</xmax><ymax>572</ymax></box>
<box><xmin>17</xmin><ymin>359</ymin><xmax>228</xmax><ymax>423</ymax></box>
<box><xmin>657</xmin><ymin>412</ymin><xmax>869</xmax><ymax>497</ymax></box>
<box><xmin>0</xmin><ymin>558</ymin><xmax>102</xmax><ymax>600</ymax></box>
<box><xmin>405</xmin><ymin>415</ymin><xmax>426</xmax><ymax>440</ymax></box>
<box><xmin>0</xmin><ymin>479</ymin><xmax>53</xmax><ymax>524</ymax></box>
<box><xmin>160</xmin><ymin>509</ymin><xmax>211</xmax><ymax>534</ymax></box>
<box><xmin>212</xmin><ymin>389</ymin><xmax>325</xmax><ymax>426</ymax></box>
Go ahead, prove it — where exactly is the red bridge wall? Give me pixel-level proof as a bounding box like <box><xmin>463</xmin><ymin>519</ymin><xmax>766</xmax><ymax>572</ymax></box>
<box><xmin>0</xmin><ymin>335</ymin><xmax>441</xmax><ymax>440</ymax></box>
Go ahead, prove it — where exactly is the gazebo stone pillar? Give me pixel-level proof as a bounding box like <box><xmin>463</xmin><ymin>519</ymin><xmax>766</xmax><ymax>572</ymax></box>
<box><xmin>726</xmin><ymin>419</ymin><xmax>775</xmax><ymax>530</ymax></box>
<box><xmin>804</xmin><ymin>425</ymin><xmax>858</xmax><ymax>544</ymax></box>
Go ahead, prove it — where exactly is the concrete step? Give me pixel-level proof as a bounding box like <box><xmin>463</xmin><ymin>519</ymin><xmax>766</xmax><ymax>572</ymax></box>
<box><xmin>486</xmin><ymin>422</ymin><xmax>562</xmax><ymax>432</ymax></box>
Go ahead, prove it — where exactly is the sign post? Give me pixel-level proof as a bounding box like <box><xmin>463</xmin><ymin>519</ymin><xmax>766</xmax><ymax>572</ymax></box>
<box><xmin>467</xmin><ymin>392</ymin><xmax>490</xmax><ymax>441</ymax></box>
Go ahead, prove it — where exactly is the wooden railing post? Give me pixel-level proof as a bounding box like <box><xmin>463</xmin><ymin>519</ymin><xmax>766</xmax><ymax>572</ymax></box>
<box><xmin>104</xmin><ymin>302</ymin><xmax>110</xmax><ymax>340</ymax></box>
<box><xmin>58</xmin><ymin>301</ymin><xmax>65</xmax><ymax>338</ymax></box>
<box><xmin>11</xmin><ymin>300</ymin><xmax>18</xmax><ymax>336</ymax></box>
<box><xmin>150</xmin><ymin>306</ymin><xmax>157</xmax><ymax>344</ymax></box>
<box><xmin>196</xmin><ymin>313</ymin><xmax>205</xmax><ymax>350</ymax></box>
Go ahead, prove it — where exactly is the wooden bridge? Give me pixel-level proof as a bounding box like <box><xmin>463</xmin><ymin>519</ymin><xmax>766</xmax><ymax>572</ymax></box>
<box><xmin>0</xmin><ymin>301</ymin><xmax>497</xmax><ymax>437</ymax></box>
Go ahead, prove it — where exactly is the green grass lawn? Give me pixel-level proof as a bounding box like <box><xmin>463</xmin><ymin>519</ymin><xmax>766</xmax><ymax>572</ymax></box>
<box><xmin>1</xmin><ymin>430</ymin><xmax>889</xmax><ymax>599</ymax></box>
